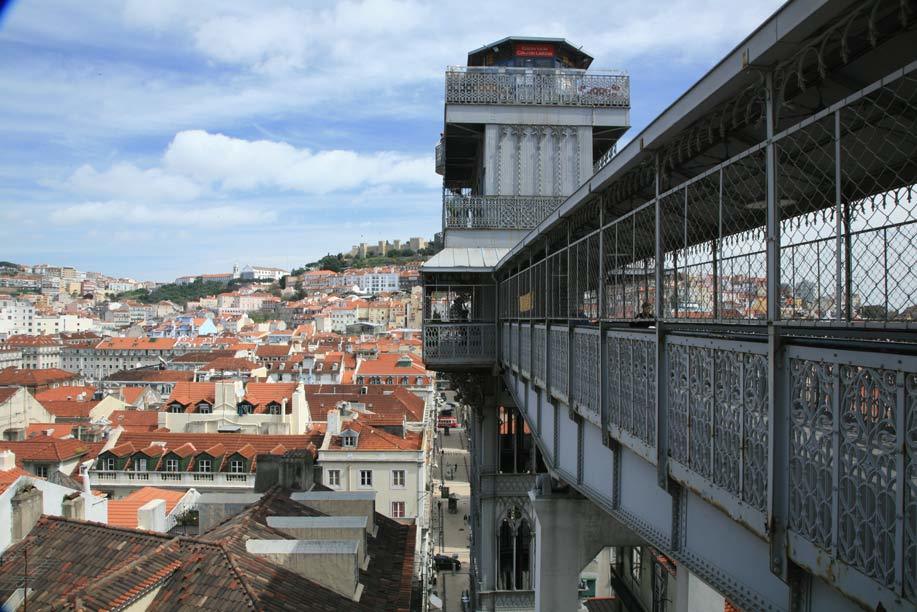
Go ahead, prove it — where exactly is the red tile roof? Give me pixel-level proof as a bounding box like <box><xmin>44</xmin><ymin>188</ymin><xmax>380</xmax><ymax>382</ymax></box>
<box><xmin>35</xmin><ymin>386</ymin><xmax>96</xmax><ymax>401</ymax></box>
<box><xmin>0</xmin><ymin>368</ymin><xmax>79</xmax><ymax>387</ymax></box>
<box><xmin>204</xmin><ymin>357</ymin><xmax>262</xmax><ymax>371</ymax></box>
<box><xmin>96</xmin><ymin>337</ymin><xmax>178</xmax><ymax>350</ymax></box>
<box><xmin>0</xmin><ymin>465</ymin><xmax>33</xmax><ymax>493</ymax></box>
<box><xmin>327</xmin><ymin>420</ymin><xmax>423</xmax><ymax>452</ymax></box>
<box><xmin>110</xmin><ymin>409</ymin><xmax>160</xmax><ymax>432</ymax></box>
<box><xmin>107</xmin><ymin>486</ymin><xmax>186</xmax><ymax>528</ymax></box>
<box><xmin>39</xmin><ymin>399</ymin><xmax>100</xmax><ymax>419</ymax></box>
<box><xmin>354</xmin><ymin>353</ymin><xmax>428</xmax><ymax>377</ymax></box>
<box><xmin>243</xmin><ymin>382</ymin><xmax>299</xmax><ymax>411</ymax></box>
<box><xmin>0</xmin><ymin>435</ymin><xmax>92</xmax><ymax>462</ymax></box>
<box><xmin>166</xmin><ymin>381</ymin><xmax>216</xmax><ymax>407</ymax></box>
<box><xmin>0</xmin><ymin>388</ymin><xmax>17</xmax><ymax>404</ymax></box>
<box><xmin>26</xmin><ymin>423</ymin><xmax>73</xmax><ymax>439</ymax></box>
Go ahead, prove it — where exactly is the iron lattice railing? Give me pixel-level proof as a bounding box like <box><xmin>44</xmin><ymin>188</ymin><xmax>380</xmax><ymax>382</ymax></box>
<box><xmin>443</xmin><ymin>193</ymin><xmax>565</xmax><ymax>230</ymax></box>
<box><xmin>499</xmin><ymin>65</ymin><xmax>917</xmax><ymax>327</ymax></box>
<box><xmin>445</xmin><ymin>66</ymin><xmax>629</xmax><ymax>108</ymax></box>
<box><xmin>423</xmin><ymin>323</ymin><xmax>496</xmax><ymax>365</ymax></box>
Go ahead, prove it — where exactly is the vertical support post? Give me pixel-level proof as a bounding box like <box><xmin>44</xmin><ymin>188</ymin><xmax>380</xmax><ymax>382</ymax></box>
<box><xmin>765</xmin><ymin>70</ymin><xmax>789</xmax><ymax>582</ymax></box>
<box><xmin>834</xmin><ymin>110</ymin><xmax>843</xmax><ymax>322</ymax></box>
<box><xmin>599</xmin><ymin>206</ymin><xmax>611</xmax><ymax>447</ymax></box>
<box><xmin>714</xmin><ymin>168</ymin><xmax>723</xmax><ymax>319</ymax></box>
<box><xmin>654</xmin><ymin>153</ymin><xmax>669</xmax><ymax>489</ymax></box>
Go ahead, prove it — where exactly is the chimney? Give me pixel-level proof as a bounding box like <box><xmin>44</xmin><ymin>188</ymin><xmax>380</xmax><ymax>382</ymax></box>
<box><xmin>327</xmin><ymin>408</ymin><xmax>341</xmax><ymax>436</ymax></box>
<box><xmin>291</xmin><ymin>491</ymin><xmax>376</xmax><ymax>536</ymax></box>
<box><xmin>0</xmin><ymin>449</ymin><xmax>15</xmax><ymax>471</ymax></box>
<box><xmin>61</xmin><ymin>491</ymin><xmax>85</xmax><ymax>520</ymax></box>
<box><xmin>11</xmin><ymin>485</ymin><xmax>43</xmax><ymax>544</ymax></box>
<box><xmin>137</xmin><ymin>499</ymin><xmax>167</xmax><ymax>532</ymax></box>
<box><xmin>246</xmin><ymin>539</ymin><xmax>363</xmax><ymax>601</ymax></box>
<box><xmin>266</xmin><ymin>515</ymin><xmax>369</xmax><ymax>567</ymax></box>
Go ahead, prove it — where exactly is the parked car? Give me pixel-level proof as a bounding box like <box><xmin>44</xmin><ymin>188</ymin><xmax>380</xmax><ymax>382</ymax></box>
<box><xmin>433</xmin><ymin>554</ymin><xmax>461</xmax><ymax>571</ymax></box>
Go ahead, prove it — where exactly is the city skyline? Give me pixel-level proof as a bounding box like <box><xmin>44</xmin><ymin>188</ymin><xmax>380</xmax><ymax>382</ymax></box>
<box><xmin>0</xmin><ymin>0</ymin><xmax>782</xmax><ymax>280</ymax></box>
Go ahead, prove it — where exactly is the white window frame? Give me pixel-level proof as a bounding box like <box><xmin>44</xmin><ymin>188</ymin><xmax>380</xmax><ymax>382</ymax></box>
<box><xmin>328</xmin><ymin>469</ymin><xmax>341</xmax><ymax>487</ymax></box>
<box><xmin>165</xmin><ymin>458</ymin><xmax>179</xmax><ymax>472</ymax></box>
<box><xmin>229</xmin><ymin>459</ymin><xmax>244</xmax><ymax>473</ymax></box>
<box><xmin>391</xmin><ymin>469</ymin><xmax>406</xmax><ymax>489</ymax></box>
<box><xmin>198</xmin><ymin>458</ymin><xmax>212</xmax><ymax>473</ymax></box>
<box><xmin>391</xmin><ymin>501</ymin><xmax>405</xmax><ymax>518</ymax></box>
<box><xmin>360</xmin><ymin>470</ymin><xmax>373</xmax><ymax>487</ymax></box>
<box><xmin>105</xmin><ymin>457</ymin><xmax>116</xmax><ymax>470</ymax></box>
<box><xmin>134</xmin><ymin>457</ymin><xmax>147</xmax><ymax>471</ymax></box>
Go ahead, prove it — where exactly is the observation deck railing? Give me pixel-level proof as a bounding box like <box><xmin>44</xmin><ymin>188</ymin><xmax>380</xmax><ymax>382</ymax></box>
<box><xmin>443</xmin><ymin>193</ymin><xmax>565</xmax><ymax>230</ymax></box>
<box><xmin>445</xmin><ymin>66</ymin><xmax>629</xmax><ymax>108</ymax></box>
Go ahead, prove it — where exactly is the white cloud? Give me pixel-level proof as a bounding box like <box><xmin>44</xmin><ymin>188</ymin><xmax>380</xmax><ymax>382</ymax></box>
<box><xmin>65</xmin><ymin>163</ymin><xmax>203</xmax><ymax>201</ymax></box>
<box><xmin>194</xmin><ymin>10</ymin><xmax>313</xmax><ymax>74</ymax></box>
<box><xmin>50</xmin><ymin>202</ymin><xmax>274</xmax><ymax>228</ymax></box>
<box><xmin>162</xmin><ymin>129</ymin><xmax>439</xmax><ymax>193</ymax></box>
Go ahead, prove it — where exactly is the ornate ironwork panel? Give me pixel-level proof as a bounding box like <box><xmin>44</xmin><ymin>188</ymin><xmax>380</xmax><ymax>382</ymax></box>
<box><xmin>788</xmin><ymin>358</ymin><xmax>835</xmax><ymax>551</ymax></box>
<box><xmin>532</xmin><ymin>326</ymin><xmax>546</xmax><ymax>384</ymax></box>
<box><xmin>423</xmin><ymin>323</ymin><xmax>496</xmax><ymax>365</ymax></box>
<box><xmin>742</xmin><ymin>353</ymin><xmax>769</xmax><ymax>512</ymax></box>
<box><xmin>906</xmin><ymin>372</ymin><xmax>917</xmax><ymax>601</ymax></box>
<box><xmin>837</xmin><ymin>365</ymin><xmax>897</xmax><ymax>587</ymax></box>
<box><xmin>444</xmin><ymin>193</ymin><xmax>565</xmax><ymax>230</ymax></box>
<box><xmin>549</xmin><ymin>326</ymin><xmax>568</xmax><ymax>400</ymax></box>
<box><xmin>713</xmin><ymin>350</ymin><xmax>742</xmax><ymax>495</ymax></box>
<box><xmin>687</xmin><ymin>346</ymin><xmax>714</xmax><ymax>479</ymax></box>
<box><xmin>607</xmin><ymin>331</ymin><xmax>656</xmax><ymax>447</ymax></box>
<box><xmin>445</xmin><ymin>66</ymin><xmax>630</xmax><ymax>108</ymax></box>
<box><xmin>571</xmin><ymin>329</ymin><xmax>600</xmax><ymax>425</ymax></box>
<box><xmin>667</xmin><ymin>343</ymin><xmax>690</xmax><ymax>464</ymax></box>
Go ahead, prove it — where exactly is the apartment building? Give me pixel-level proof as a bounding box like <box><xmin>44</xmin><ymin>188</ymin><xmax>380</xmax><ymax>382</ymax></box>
<box><xmin>3</xmin><ymin>335</ymin><xmax>62</xmax><ymax>369</ymax></box>
<box><xmin>0</xmin><ymin>298</ymin><xmax>35</xmax><ymax>336</ymax></box>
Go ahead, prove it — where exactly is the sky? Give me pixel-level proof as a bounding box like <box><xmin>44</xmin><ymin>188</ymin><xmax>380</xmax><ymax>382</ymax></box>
<box><xmin>0</xmin><ymin>0</ymin><xmax>784</xmax><ymax>282</ymax></box>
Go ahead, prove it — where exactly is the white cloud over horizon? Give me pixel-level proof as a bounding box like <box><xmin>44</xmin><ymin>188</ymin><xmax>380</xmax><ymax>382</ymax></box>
<box><xmin>0</xmin><ymin>0</ymin><xmax>784</xmax><ymax>280</ymax></box>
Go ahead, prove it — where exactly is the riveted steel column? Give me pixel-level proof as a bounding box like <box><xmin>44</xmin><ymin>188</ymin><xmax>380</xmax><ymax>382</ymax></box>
<box><xmin>765</xmin><ymin>70</ymin><xmax>789</xmax><ymax>583</ymax></box>
<box><xmin>599</xmin><ymin>205</ymin><xmax>611</xmax><ymax>447</ymax></box>
<box><xmin>654</xmin><ymin>152</ymin><xmax>669</xmax><ymax>490</ymax></box>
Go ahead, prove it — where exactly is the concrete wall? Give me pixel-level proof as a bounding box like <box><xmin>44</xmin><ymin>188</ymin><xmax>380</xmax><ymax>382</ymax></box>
<box><xmin>266</xmin><ymin>515</ymin><xmax>368</xmax><ymax>564</ymax></box>
<box><xmin>291</xmin><ymin>491</ymin><xmax>376</xmax><ymax>535</ymax></box>
<box><xmin>0</xmin><ymin>388</ymin><xmax>54</xmax><ymax>440</ymax></box>
<box><xmin>246</xmin><ymin>539</ymin><xmax>361</xmax><ymax>600</ymax></box>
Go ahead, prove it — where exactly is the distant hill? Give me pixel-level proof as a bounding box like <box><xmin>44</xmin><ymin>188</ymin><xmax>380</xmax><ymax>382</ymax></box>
<box><xmin>114</xmin><ymin>279</ymin><xmax>239</xmax><ymax>306</ymax></box>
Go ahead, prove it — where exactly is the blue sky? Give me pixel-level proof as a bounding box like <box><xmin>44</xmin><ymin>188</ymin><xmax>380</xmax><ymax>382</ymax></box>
<box><xmin>0</xmin><ymin>0</ymin><xmax>782</xmax><ymax>282</ymax></box>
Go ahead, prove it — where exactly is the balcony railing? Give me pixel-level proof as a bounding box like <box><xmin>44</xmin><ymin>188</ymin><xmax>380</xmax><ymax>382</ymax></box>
<box><xmin>443</xmin><ymin>194</ymin><xmax>565</xmax><ymax>230</ymax></box>
<box><xmin>479</xmin><ymin>471</ymin><xmax>536</xmax><ymax>499</ymax></box>
<box><xmin>446</xmin><ymin>66</ymin><xmax>629</xmax><ymax>108</ymax></box>
<box><xmin>90</xmin><ymin>470</ymin><xmax>252</xmax><ymax>488</ymax></box>
<box><xmin>423</xmin><ymin>323</ymin><xmax>496</xmax><ymax>366</ymax></box>
<box><xmin>435</xmin><ymin>138</ymin><xmax>444</xmax><ymax>175</ymax></box>
<box><xmin>478</xmin><ymin>590</ymin><xmax>535</xmax><ymax>611</ymax></box>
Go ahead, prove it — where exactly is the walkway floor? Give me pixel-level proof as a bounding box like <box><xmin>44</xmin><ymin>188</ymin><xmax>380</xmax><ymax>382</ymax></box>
<box><xmin>431</xmin><ymin>425</ymin><xmax>471</xmax><ymax>612</ymax></box>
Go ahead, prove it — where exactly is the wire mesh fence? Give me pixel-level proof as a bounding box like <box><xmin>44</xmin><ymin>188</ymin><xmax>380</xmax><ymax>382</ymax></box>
<box><xmin>496</xmin><ymin>65</ymin><xmax>917</xmax><ymax>328</ymax></box>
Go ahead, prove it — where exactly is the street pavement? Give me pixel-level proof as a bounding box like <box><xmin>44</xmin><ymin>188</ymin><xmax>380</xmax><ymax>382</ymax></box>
<box><xmin>430</xmin><ymin>425</ymin><xmax>472</xmax><ymax>612</ymax></box>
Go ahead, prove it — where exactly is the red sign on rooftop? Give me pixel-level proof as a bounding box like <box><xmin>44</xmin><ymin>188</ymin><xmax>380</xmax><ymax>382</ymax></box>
<box><xmin>515</xmin><ymin>42</ymin><xmax>554</xmax><ymax>58</ymax></box>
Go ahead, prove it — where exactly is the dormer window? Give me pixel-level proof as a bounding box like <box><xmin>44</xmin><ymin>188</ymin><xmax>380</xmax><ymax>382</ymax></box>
<box><xmin>169</xmin><ymin>403</ymin><xmax>184</xmax><ymax>414</ymax></box>
<box><xmin>267</xmin><ymin>402</ymin><xmax>281</xmax><ymax>415</ymax></box>
<box><xmin>197</xmin><ymin>402</ymin><xmax>212</xmax><ymax>414</ymax></box>
<box><xmin>237</xmin><ymin>402</ymin><xmax>254</xmax><ymax>416</ymax></box>
<box><xmin>341</xmin><ymin>429</ymin><xmax>359</xmax><ymax>448</ymax></box>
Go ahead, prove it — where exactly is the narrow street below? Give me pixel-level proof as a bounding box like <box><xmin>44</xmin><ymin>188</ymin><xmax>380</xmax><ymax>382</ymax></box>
<box><xmin>431</xmin><ymin>424</ymin><xmax>471</xmax><ymax>612</ymax></box>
